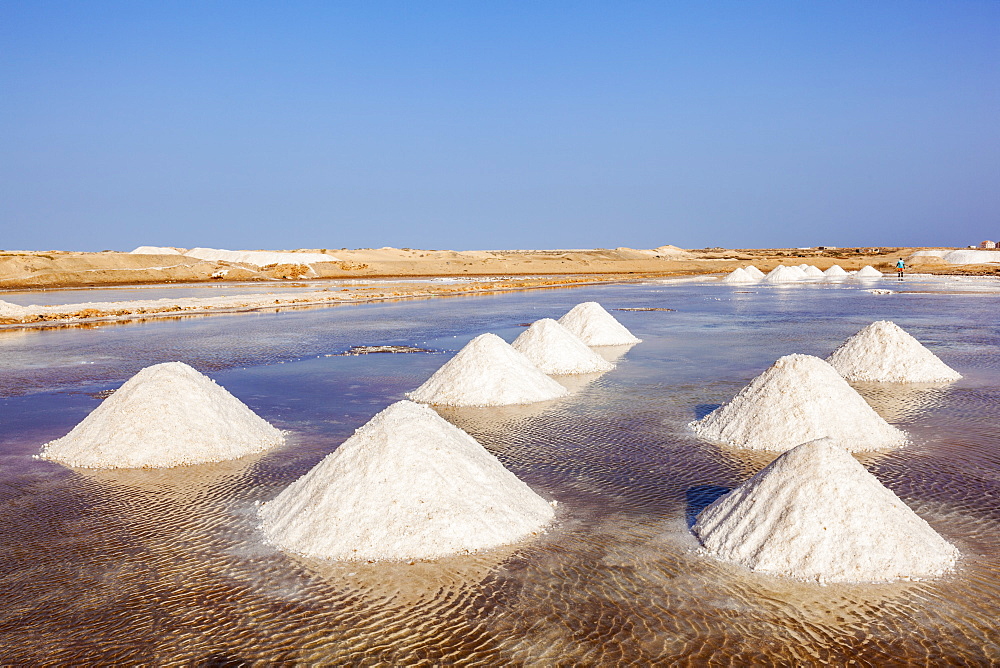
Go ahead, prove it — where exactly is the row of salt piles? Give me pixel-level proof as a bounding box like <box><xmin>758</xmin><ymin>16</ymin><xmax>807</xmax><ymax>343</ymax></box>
<box><xmin>723</xmin><ymin>263</ymin><xmax>879</xmax><ymax>284</ymax></box>
<box><xmin>689</xmin><ymin>321</ymin><xmax>962</xmax><ymax>582</ymax></box>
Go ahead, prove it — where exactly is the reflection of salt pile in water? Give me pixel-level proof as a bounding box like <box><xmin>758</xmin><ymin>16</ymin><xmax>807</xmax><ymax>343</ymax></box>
<box><xmin>857</xmin><ymin>265</ymin><xmax>883</xmax><ymax>278</ymax></box>
<box><xmin>512</xmin><ymin>319</ymin><xmax>615</xmax><ymax>375</ymax></box>
<box><xmin>722</xmin><ymin>268</ymin><xmax>757</xmax><ymax>284</ymax></box>
<box><xmin>691</xmin><ymin>354</ymin><xmax>905</xmax><ymax>452</ymax></box>
<box><xmin>406</xmin><ymin>333</ymin><xmax>569</xmax><ymax>406</ymax></box>
<box><xmin>827</xmin><ymin>321</ymin><xmax>962</xmax><ymax>383</ymax></box>
<box><xmin>824</xmin><ymin>264</ymin><xmax>849</xmax><ymax>278</ymax></box>
<box><xmin>803</xmin><ymin>265</ymin><xmax>825</xmax><ymax>278</ymax></box>
<box><xmin>259</xmin><ymin>400</ymin><xmax>555</xmax><ymax>561</ymax></box>
<box><xmin>693</xmin><ymin>438</ymin><xmax>958</xmax><ymax>583</ymax></box>
<box><xmin>39</xmin><ymin>362</ymin><xmax>284</xmax><ymax>468</ymax></box>
<box><xmin>763</xmin><ymin>265</ymin><xmax>805</xmax><ymax>284</ymax></box>
<box><xmin>744</xmin><ymin>265</ymin><xmax>765</xmax><ymax>280</ymax></box>
<box><xmin>558</xmin><ymin>302</ymin><xmax>642</xmax><ymax>346</ymax></box>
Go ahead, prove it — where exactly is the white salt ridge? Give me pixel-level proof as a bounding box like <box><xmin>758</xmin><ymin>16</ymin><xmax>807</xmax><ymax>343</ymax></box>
<box><xmin>0</xmin><ymin>300</ymin><xmax>29</xmax><ymax>319</ymax></box>
<box><xmin>259</xmin><ymin>400</ymin><xmax>555</xmax><ymax>561</ymax></box>
<box><xmin>39</xmin><ymin>362</ymin><xmax>284</xmax><ymax>469</ymax></box>
<box><xmin>827</xmin><ymin>320</ymin><xmax>962</xmax><ymax>383</ymax></box>
<box><xmin>130</xmin><ymin>246</ymin><xmax>185</xmax><ymax>255</ymax></box>
<box><xmin>691</xmin><ymin>354</ymin><xmax>906</xmax><ymax>452</ymax></box>
<box><xmin>406</xmin><ymin>333</ymin><xmax>569</xmax><ymax>406</ymax></box>
<box><xmin>856</xmin><ymin>265</ymin><xmax>883</xmax><ymax>278</ymax></box>
<box><xmin>911</xmin><ymin>249</ymin><xmax>1000</xmax><ymax>265</ymax></box>
<box><xmin>693</xmin><ymin>438</ymin><xmax>959</xmax><ymax>583</ymax></box>
<box><xmin>557</xmin><ymin>302</ymin><xmax>642</xmax><ymax>346</ymax></box>
<box><xmin>744</xmin><ymin>265</ymin><xmax>765</xmax><ymax>280</ymax></box>
<box><xmin>184</xmin><ymin>247</ymin><xmax>339</xmax><ymax>267</ymax></box>
<box><xmin>823</xmin><ymin>264</ymin><xmax>848</xmax><ymax>278</ymax></box>
<box><xmin>512</xmin><ymin>318</ymin><xmax>615</xmax><ymax>375</ymax></box>
<box><xmin>722</xmin><ymin>268</ymin><xmax>757</xmax><ymax>284</ymax></box>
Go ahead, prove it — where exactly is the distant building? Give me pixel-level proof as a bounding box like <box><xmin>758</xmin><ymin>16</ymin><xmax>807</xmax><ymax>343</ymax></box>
<box><xmin>980</xmin><ymin>240</ymin><xmax>997</xmax><ymax>249</ymax></box>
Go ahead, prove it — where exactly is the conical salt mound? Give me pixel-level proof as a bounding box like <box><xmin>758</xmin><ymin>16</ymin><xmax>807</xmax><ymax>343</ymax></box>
<box><xmin>857</xmin><ymin>265</ymin><xmax>883</xmax><ymax>277</ymax></box>
<box><xmin>763</xmin><ymin>266</ymin><xmax>803</xmax><ymax>284</ymax></box>
<box><xmin>39</xmin><ymin>362</ymin><xmax>284</xmax><ymax>469</ymax></box>
<box><xmin>803</xmin><ymin>265</ymin><xmax>825</xmax><ymax>278</ymax></box>
<box><xmin>691</xmin><ymin>354</ymin><xmax>906</xmax><ymax>452</ymax></box>
<box><xmin>744</xmin><ymin>265</ymin><xmax>765</xmax><ymax>280</ymax></box>
<box><xmin>827</xmin><ymin>320</ymin><xmax>962</xmax><ymax>383</ymax></box>
<box><xmin>557</xmin><ymin>302</ymin><xmax>642</xmax><ymax>346</ymax></box>
<box><xmin>406</xmin><ymin>333</ymin><xmax>569</xmax><ymax>406</ymax></box>
<box><xmin>722</xmin><ymin>268</ymin><xmax>757</xmax><ymax>284</ymax></box>
<box><xmin>824</xmin><ymin>264</ymin><xmax>848</xmax><ymax>278</ymax></box>
<box><xmin>512</xmin><ymin>318</ymin><xmax>615</xmax><ymax>375</ymax></box>
<box><xmin>259</xmin><ymin>400</ymin><xmax>555</xmax><ymax>561</ymax></box>
<box><xmin>693</xmin><ymin>438</ymin><xmax>958</xmax><ymax>583</ymax></box>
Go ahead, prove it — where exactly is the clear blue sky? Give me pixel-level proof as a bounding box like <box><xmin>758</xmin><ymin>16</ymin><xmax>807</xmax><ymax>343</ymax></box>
<box><xmin>2</xmin><ymin>1</ymin><xmax>998</xmax><ymax>251</ymax></box>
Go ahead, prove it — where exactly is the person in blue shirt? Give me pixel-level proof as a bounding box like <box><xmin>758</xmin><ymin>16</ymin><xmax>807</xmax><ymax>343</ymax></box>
<box><xmin>896</xmin><ymin>258</ymin><xmax>905</xmax><ymax>279</ymax></box>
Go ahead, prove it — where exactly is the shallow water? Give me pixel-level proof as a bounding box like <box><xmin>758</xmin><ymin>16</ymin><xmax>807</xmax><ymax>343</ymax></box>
<box><xmin>1</xmin><ymin>276</ymin><xmax>999</xmax><ymax>664</ymax></box>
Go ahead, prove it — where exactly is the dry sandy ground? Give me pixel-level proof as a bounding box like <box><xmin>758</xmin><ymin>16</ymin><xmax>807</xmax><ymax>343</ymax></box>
<box><xmin>0</xmin><ymin>245</ymin><xmax>995</xmax><ymax>328</ymax></box>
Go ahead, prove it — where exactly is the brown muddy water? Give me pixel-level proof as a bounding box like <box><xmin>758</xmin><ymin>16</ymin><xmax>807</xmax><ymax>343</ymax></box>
<box><xmin>0</xmin><ymin>275</ymin><xmax>998</xmax><ymax>665</ymax></box>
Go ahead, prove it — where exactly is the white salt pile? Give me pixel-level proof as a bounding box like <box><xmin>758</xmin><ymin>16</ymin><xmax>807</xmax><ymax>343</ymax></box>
<box><xmin>763</xmin><ymin>266</ymin><xmax>804</xmax><ymax>284</ymax></box>
<box><xmin>744</xmin><ymin>265</ymin><xmax>765</xmax><ymax>280</ymax></box>
<box><xmin>722</xmin><ymin>268</ymin><xmax>758</xmax><ymax>284</ymax></box>
<box><xmin>130</xmin><ymin>246</ymin><xmax>185</xmax><ymax>255</ymax></box>
<box><xmin>39</xmin><ymin>362</ymin><xmax>284</xmax><ymax>469</ymax></box>
<box><xmin>511</xmin><ymin>318</ymin><xmax>615</xmax><ymax>375</ymax></box>
<box><xmin>259</xmin><ymin>400</ymin><xmax>555</xmax><ymax>561</ymax></box>
<box><xmin>406</xmin><ymin>333</ymin><xmax>570</xmax><ymax>406</ymax></box>
<box><xmin>693</xmin><ymin>438</ymin><xmax>959</xmax><ymax>583</ymax></box>
<box><xmin>824</xmin><ymin>264</ymin><xmax>848</xmax><ymax>278</ymax></box>
<box><xmin>856</xmin><ymin>265</ymin><xmax>883</xmax><ymax>278</ymax></box>
<box><xmin>184</xmin><ymin>248</ymin><xmax>338</xmax><ymax>267</ymax></box>
<box><xmin>827</xmin><ymin>320</ymin><xmax>962</xmax><ymax>383</ymax></box>
<box><xmin>691</xmin><ymin>354</ymin><xmax>906</xmax><ymax>452</ymax></box>
<box><xmin>910</xmin><ymin>249</ymin><xmax>1000</xmax><ymax>265</ymax></box>
<box><xmin>557</xmin><ymin>302</ymin><xmax>642</xmax><ymax>346</ymax></box>
<box><xmin>0</xmin><ymin>300</ymin><xmax>29</xmax><ymax>320</ymax></box>
<box><xmin>803</xmin><ymin>265</ymin><xmax>825</xmax><ymax>278</ymax></box>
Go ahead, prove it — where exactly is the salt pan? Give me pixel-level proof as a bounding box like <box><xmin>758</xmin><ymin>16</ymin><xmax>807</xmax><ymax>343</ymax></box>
<box><xmin>827</xmin><ymin>320</ymin><xmax>961</xmax><ymax>383</ymax></box>
<box><xmin>691</xmin><ymin>354</ymin><xmax>905</xmax><ymax>452</ymax></box>
<box><xmin>406</xmin><ymin>333</ymin><xmax>569</xmax><ymax>406</ymax></box>
<box><xmin>557</xmin><ymin>302</ymin><xmax>642</xmax><ymax>346</ymax></box>
<box><xmin>39</xmin><ymin>362</ymin><xmax>284</xmax><ymax>468</ymax></box>
<box><xmin>511</xmin><ymin>318</ymin><xmax>615</xmax><ymax>375</ymax></box>
<box><xmin>259</xmin><ymin>400</ymin><xmax>555</xmax><ymax>561</ymax></box>
<box><xmin>722</xmin><ymin>268</ymin><xmax>757</xmax><ymax>284</ymax></box>
<box><xmin>693</xmin><ymin>438</ymin><xmax>959</xmax><ymax>583</ymax></box>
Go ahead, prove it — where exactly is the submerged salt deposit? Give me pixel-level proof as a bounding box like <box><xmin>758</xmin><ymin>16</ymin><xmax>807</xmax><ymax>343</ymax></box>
<box><xmin>557</xmin><ymin>302</ymin><xmax>642</xmax><ymax>346</ymax></box>
<box><xmin>512</xmin><ymin>318</ymin><xmax>615</xmax><ymax>375</ymax></box>
<box><xmin>722</xmin><ymin>268</ymin><xmax>757</xmax><ymax>284</ymax></box>
<box><xmin>39</xmin><ymin>362</ymin><xmax>284</xmax><ymax>469</ymax></box>
<box><xmin>827</xmin><ymin>320</ymin><xmax>962</xmax><ymax>383</ymax></box>
<box><xmin>857</xmin><ymin>265</ymin><xmax>883</xmax><ymax>278</ymax></box>
<box><xmin>406</xmin><ymin>333</ymin><xmax>569</xmax><ymax>406</ymax></box>
<box><xmin>691</xmin><ymin>354</ymin><xmax>906</xmax><ymax>452</ymax></box>
<box><xmin>259</xmin><ymin>400</ymin><xmax>555</xmax><ymax>561</ymax></box>
<box><xmin>693</xmin><ymin>438</ymin><xmax>959</xmax><ymax>583</ymax></box>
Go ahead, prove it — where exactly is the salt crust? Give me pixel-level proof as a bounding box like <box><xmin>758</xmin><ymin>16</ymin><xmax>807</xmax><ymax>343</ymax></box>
<box><xmin>39</xmin><ymin>362</ymin><xmax>284</xmax><ymax>469</ymax></box>
<box><xmin>691</xmin><ymin>354</ymin><xmax>906</xmax><ymax>452</ymax></box>
<box><xmin>406</xmin><ymin>333</ymin><xmax>569</xmax><ymax>406</ymax></box>
<box><xmin>511</xmin><ymin>318</ymin><xmax>615</xmax><ymax>375</ymax></box>
<box><xmin>722</xmin><ymin>268</ymin><xmax>757</xmax><ymax>284</ymax></box>
<box><xmin>857</xmin><ymin>265</ymin><xmax>883</xmax><ymax>278</ymax></box>
<box><xmin>823</xmin><ymin>264</ymin><xmax>849</xmax><ymax>278</ymax></box>
<box><xmin>557</xmin><ymin>302</ymin><xmax>642</xmax><ymax>346</ymax></box>
<box><xmin>744</xmin><ymin>265</ymin><xmax>765</xmax><ymax>280</ymax></box>
<box><xmin>827</xmin><ymin>320</ymin><xmax>962</xmax><ymax>383</ymax></box>
<box><xmin>259</xmin><ymin>400</ymin><xmax>555</xmax><ymax>561</ymax></box>
<box><xmin>693</xmin><ymin>438</ymin><xmax>959</xmax><ymax>583</ymax></box>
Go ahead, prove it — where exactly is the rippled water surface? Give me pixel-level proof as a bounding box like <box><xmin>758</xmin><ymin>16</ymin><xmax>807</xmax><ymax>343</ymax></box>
<box><xmin>1</xmin><ymin>276</ymin><xmax>999</xmax><ymax>665</ymax></box>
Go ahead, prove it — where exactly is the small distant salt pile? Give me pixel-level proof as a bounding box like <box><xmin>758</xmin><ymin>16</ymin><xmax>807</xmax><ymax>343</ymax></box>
<box><xmin>691</xmin><ymin>354</ymin><xmax>905</xmax><ymax>452</ymax></box>
<box><xmin>693</xmin><ymin>438</ymin><xmax>958</xmax><ymax>583</ymax></box>
<box><xmin>763</xmin><ymin>266</ymin><xmax>803</xmax><ymax>284</ymax></box>
<box><xmin>856</xmin><ymin>265</ymin><xmax>883</xmax><ymax>278</ymax></box>
<box><xmin>802</xmin><ymin>265</ymin><xmax>825</xmax><ymax>278</ymax></box>
<box><xmin>0</xmin><ymin>300</ymin><xmax>29</xmax><ymax>320</ymax></box>
<box><xmin>259</xmin><ymin>400</ymin><xmax>555</xmax><ymax>561</ymax></box>
<box><xmin>722</xmin><ymin>268</ymin><xmax>758</xmax><ymax>284</ymax></box>
<box><xmin>824</xmin><ymin>264</ymin><xmax>848</xmax><ymax>278</ymax></box>
<box><xmin>744</xmin><ymin>265</ymin><xmax>765</xmax><ymax>280</ymax></box>
<box><xmin>511</xmin><ymin>318</ymin><xmax>615</xmax><ymax>375</ymax></box>
<box><xmin>827</xmin><ymin>321</ymin><xmax>962</xmax><ymax>383</ymax></box>
<box><xmin>557</xmin><ymin>302</ymin><xmax>642</xmax><ymax>346</ymax></box>
<box><xmin>406</xmin><ymin>333</ymin><xmax>569</xmax><ymax>406</ymax></box>
<box><xmin>39</xmin><ymin>362</ymin><xmax>284</xmax><ymax>469</ymax></box>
